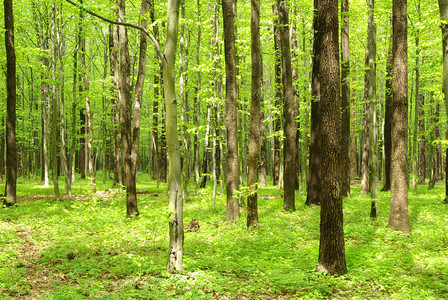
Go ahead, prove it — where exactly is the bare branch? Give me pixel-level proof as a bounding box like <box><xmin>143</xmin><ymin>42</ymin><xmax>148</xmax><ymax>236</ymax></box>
<box><xmin>64</xmin><ymin>0</ymin><xmax>165</xmax><ymax>61</ymax></box>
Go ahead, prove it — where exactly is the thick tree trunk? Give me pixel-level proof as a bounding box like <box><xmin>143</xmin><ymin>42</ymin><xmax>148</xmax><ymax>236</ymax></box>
<box><xmin>438</xmin><ymin>0</ymin><xmax>448</xmax><ymax>200</ymax></box>
<box><xmin>340</xmin><ymin>0</ymin><xmax>351</xmax><ymax>198</ymax></box>
<box><xmin>4</xmin><ymin>0</ymin><xmax>17</xmax><ymax>206</ymax></box>
<box><xmin>317</xmin><ymin>0</ymin><xmax>347</xmax><ymax>276</ymax></box>
<box><xmin>306</xmin><ymin>0</ymin><xmax>321</xmax><ymax>206</ymax></box>
<box><xmin>247</xmin><ymin>0</ymin><xmax>262</xmax><ymax>227</ymax></box>
<box><xmin>223</xmin><ymin>0</ymin><xmax>240</xmax><ymax>221</ymax></box>
<box><xmin>278</xmin><ymin>0</ymin><xmax>296</xmax><ymax>211</ymax></box>
<box><xmin>164</xmin><ymin>0</ymin><xmax>183</xmax><ymax>272</ymax></box>
<box><xmin>389</xmin><ymin>0</ymin><xmax>411</xmax><ymax>233</ymax></box>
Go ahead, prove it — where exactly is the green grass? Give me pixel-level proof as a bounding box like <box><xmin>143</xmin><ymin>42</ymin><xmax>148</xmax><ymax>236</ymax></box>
<box><xmin>1</xmin><ymin>174</ymin><xmax>448</xmax><ymax>299</ymax></box>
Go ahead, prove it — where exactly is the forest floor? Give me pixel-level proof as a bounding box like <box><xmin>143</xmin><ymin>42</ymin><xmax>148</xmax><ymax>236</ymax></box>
<box><xmin>1</xmin><ymin>173</ymin><xmax>448</xmax><ymax>299</ymax></box>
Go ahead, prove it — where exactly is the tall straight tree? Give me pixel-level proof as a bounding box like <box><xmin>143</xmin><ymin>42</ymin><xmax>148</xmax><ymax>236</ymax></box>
<box><xmin>306</xmin><ymin>0</ymin><xmax>321</xmax><ymax>206</ymax></box>
<box><xmin>382</xmin><ymin>36</ymin><xmax>392</xmax><ymax>191</ymax></box>
<box><xmin>438</xmin><ymin>0</ymin><xmax>448</xmax><ymax>201</ymax></box>
<box><xmin>3</xmin><ymin>0</ymin><xmax>17</xmax><ymax>206</ymax></box>
<box><xmin>317</xmin><ymin>0</ymin><xmax>347</xmax><ymax>275</ymax></box>
<box><xmin>222</xmin><ymin>0</ymin><xmax>240</xmax><ymax>221</ymax></box>
<box><xmin>340</xmin><ymin>0</ymin><xmax>351</xmax><ymax>198</ymax></box>
<box><xmin>247</xmin><ymin>0</ymin><xmax>262</xmax><ymax>227</ymax></box>
<box><xmin>389</xmin><ymin>0</ymin><xmax>411</xmax><ymax>233</ymax></box>
<box><xmin>278</xmin><ymin>0</ymin><xmax>296</xmax><ymax>211</ymax></box>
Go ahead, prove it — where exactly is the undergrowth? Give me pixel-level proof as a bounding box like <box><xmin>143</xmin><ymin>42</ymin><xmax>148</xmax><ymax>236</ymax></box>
<box><xmin>1</xmin><ymin>173</ymin><xmax>447</xmax><ymax>299</ymax></box>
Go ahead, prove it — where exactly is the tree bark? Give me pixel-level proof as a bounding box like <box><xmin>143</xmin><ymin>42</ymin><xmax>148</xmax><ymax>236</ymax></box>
<box><xmin>164</xmin><ymin>0</ymin><xmax>183</xmax><ymax>272</ymax></box>
<box><xmin>317</xmin><ymin>0</ymin><xmax>347</xmax><ymax>276</ymax></box>
<box><xmin>340</xmin><ymin>0</ymin><xmax>351</xmax><ymax>198</ymax></box>
<box><xmin>223</xmin><ymin>0</ymin><xmax>240</xmax><ymax>221</ymax></box>
<box><xmin>4</xmin><ymin>0</ymin><xmax>17</xmax><ymax>206</ymax></box>
<box><xmin>306</xmin><ymin>0</ymin><xmax>321</xmax><ymax>206</ymax></box>
<box><xmin>382</xmin><ymin>34</ymin><xmax>393</xmax><ymax>191</ymax></box>
<box><xmin>418</xmin><ymin>94</ymin><xmax>425</xmax><ymax>184</ymax></box>
<box><xmin>247</xmin><ymin>0</ymin><xmax>262</xmax><ymax>227</ymax></box>
<box><xmin>118</xmin><ymin>0</ymin><xmax>138</xmax><ymax>217</ymax></box>
<box><xmin>389</xmin><ymin>0</ymin><xmax>411</xmax><ymax>233</ymax></box>
<box><xmin>278</xmin><ymin>0</ymin><xmax>296</xmax><ymax>211</ymax></box>
<box><xmin>361</xmin><ymin>41</ymin><xmax>370</xmax><ymax>195</ymax></box>
<box><xmin>412</xmin><ymin>1</ymin><xmax>421</xmax><ymax>194</ymax></box>
<box><xmin>438</xmin><ymin>0</ymin><xmax>448</xmax><ymax>201</ymax></box>
<box><xmin>272</xmin><ymin>5</ymin><xmax>281</xmax><ymax>187</ymax></box>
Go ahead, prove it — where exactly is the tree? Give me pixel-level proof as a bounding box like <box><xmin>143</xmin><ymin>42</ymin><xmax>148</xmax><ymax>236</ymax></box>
<box><xmin>317</xmin><ymin>0</ymin><xmax>347</xmax><ymax>275</ymax></box>
<box><xmin>388</xmin><ymin>0</ymin><xmax>411</xmax><ymax>233</ymax></box>
<box><xmin>222</xmin><ymin>0</ymin><xmax>240</xmax><ymax>221</ymax></box>
<box><xmin>278</xmin><ymin>0</ymin><xmax>296</xmax><ymax>211</ymax></box>
<box><xmin>438</xmin><ymin>0</ymin><xmax>448</xmax><ymax>202</ymax></box>
<box><xmin>340</xmin><ymin>0</ymin><xmax>351</xmax><ymax>198</ymax></box>
<box><xmin>4</xmin><ymin>0</ymin><xmax>18</xmax><ymax>206</ymax></box>
<box><xmin>306</xmin><ymin>0</ymin><xmax>321</xmax><ymax>206</ymax></box>
<box><xmin>247</xmin><ymin>0</ymin><xmax>262</xmax><ymax>227</ymax></box>
<box><xmin>382</xmin><ymin>36</ymin><xmax>392</xmax><ymax>192</ymax></box>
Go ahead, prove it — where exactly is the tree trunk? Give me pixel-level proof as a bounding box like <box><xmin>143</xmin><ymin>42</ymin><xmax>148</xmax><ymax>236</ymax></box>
<box><xmin>382</xmin><ymin>34</ymin><xmax>393</xmax><ymax>191</ymax></box>
<box><xmin>368</xmin><ymin>0</ymin><xmax>378</xmax><ymax>203</ymax></box>
<box><xmin>340</xmin><ymin>0</ymin><xmax>351</xmax><ymax>198</ymax></box>
<box><xmin>223</xmin><ymin>0</ymin><xmax>240</xmax><ymax>221</ymax></box>
<box><xmin>438</xmin><ymin>0</ymin><xmax>448</xmax><ymax>201</ymax></box>
<box><xmin>259</xmin><ymin>110</ymin><xmax>267</xmax><ymax>187</ymax></box>
<box><xmin>360</xmin><ymin>41</ymin><xmax>370</xmax><ymax>195</ymax></box>
<box><xmin>247</xmin><ymin>0</ymin><xmax>262</xmax><ymax>227</ymax></box>
<box><xmin>164</xmin><ymin>0</ymin><xmax>183</xmax><ymax>272</ymax></box>
<box><xmin>118</xmin><ymin>0</ymin><xmax>138</xmax><ymax>217</ymax></box>
<box><xmin>80</xmin><ymin>8</ymin><xmax>96</xmax><ymax>193</ymax></box>
<box><xmin>194</xmin><ymin>0</ymin><xmax>201</xmax><ymax>188</ymax></box>
<box><xmin>278</xmin><ymin>0</ymin><xmax>296</xmax><ymax>211</ymax></box>
<box><xmin>4</xmin><ymin>0</ymin><xmax>17</xmax><ymax>206</ymax></box>
<box><xmin>418</xmin><ymin>94</ymin><xmax>425</xmax><ymax>184</ymax></box>
<box><xmin>50</xmin><ymin>2</ymin><xmax>60</xmax><ymax>201</ymax></box>
<box><xmin>317</xmin><ymin>0</ymin><xmax>347</xmax><ymax>276</ymax></box>
<box><xmin>306</xmin><ymin>0</ymin><xmax>321</xmax><ymax>206</ymax></box>
<box><xmin>389</xmin><ymin>0</ymin><xmax>411</xmax><ymax>233</ymax></box>
<box><xmin>272</xmin><ymin>5</ymin><xmax>281</xmax><ymax>187</ymax></box>
<box><xmin>412</xmin><ymin>2</ymin><xmax>421</xmax><ymax>193</ymax></box>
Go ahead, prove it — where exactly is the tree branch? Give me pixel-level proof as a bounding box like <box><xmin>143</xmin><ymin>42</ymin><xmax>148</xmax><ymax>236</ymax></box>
<box><xmin>64</xmin><ymin>0</ymin><xmax>165</xmax><ymax>62</ymax></box>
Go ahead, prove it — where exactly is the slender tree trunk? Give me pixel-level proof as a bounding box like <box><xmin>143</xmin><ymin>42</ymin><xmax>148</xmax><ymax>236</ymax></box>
<box><xmin>317</xmin><ymin>0</ymin><xmax>347</xmax><ymax>276</ymax></box>
<box><xmin>160</xmin><ymin>103</ymin><xmax>167</xmax><ymax>183</ymax></box>
<box><xmin>118</xmin><ymin>0</ymin><xmax>138</xmax><ymax>217</ymax></box>
<box><xmin>418</xmin><ymin>94</ymin><xmax>425</xmax><ymax>184</ymax></box>
<box><xmin>368</xmin><ymin>0</ymin><xmax>378</xmax><ymax>209</ymax></box>
<box><xmin>259</xmin><ymin>109</ymin><xmax>267</xmax><ymax>187</ymax></box>
<box><xmin>50</xmin><ymin>2</ymin><xmax>60</xmax><ymax>201</ymax></box>
<box><xmin>272</xmin><ymin>6</ymin><xmax>281</xmax><ymax>187</ymax></box>
<box><xmin>164</xmin><ymin>0</ymin><xmax>183</xmax><ymax>272</ymax></box>
<box><xmin>4</xmin><ymin>0</ymin><xmax>17</xmax><ymax>206</ymax></box>
<box><xmin>194</xmin><ymin>0</ymin><xmax>201</xmax><ymax>188</ymax></box>
<box><xmin>382</xmin><ymin>34</ymin><xmax>393</xmax><ymax>191</ymax></box>
<box><xmin>389</xmin><ymin>0</ymin><xmax>410</xmax><ymax>233</ymax></box>
<box><xmin>247</xmin><ymin>0</ymin><xmax>262</xmax><ymax>227</ymax></box>
<box><xmin>340</xmin><ymin>0</ymin><xmax>351</xmax><ymax>198</ymax></box>
<box><xmin>361</xmin><ymin>41</ymin><xmax>370</xmax><ymax>195</ymax></box>
<box><xmin>412</xmin><ymin>2</ymin><xmax>421</xmax><ymax>194</ymax></box>
<box><xmin>306</xmin><ymin>0</ymin><xmax>321</xmax><ymax>206</ymax></box>
<box><xmin>223</xmin><ymin>0</ymin><xmax>240</xmax><ymax>221</ymax></box>
<box><xmin>80</xmin><ymin>9</ymin><xmax>96</xmax><ymax>193</ymax></box>
<box><xmin>278</xmin><ymin>0</ymin><xmax>296</xmax><ymax>211</ymax></box>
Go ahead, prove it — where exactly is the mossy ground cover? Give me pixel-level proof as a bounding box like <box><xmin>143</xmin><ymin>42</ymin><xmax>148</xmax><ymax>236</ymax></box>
<box><xmin>1</xmin><ymin>173</ymin><xmax>448</xmax><ymax>299</ymax></box>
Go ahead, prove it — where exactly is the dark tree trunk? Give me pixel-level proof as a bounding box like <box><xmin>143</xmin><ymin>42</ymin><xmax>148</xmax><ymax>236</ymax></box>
<box><xmin>418</xmin><ymin>94</ymin><xmax>425</xmax><ymax>184</ymax></box>
<box><xmin>360</xmin><ymin>41</ymin><xmax>370</xmax><ymax>195</ymax></box>
<box><xmin>389</xmin><ymin>0</ymin><xmax>411</xmax><ymax>233</ymax></box>
<box><xmin>223</xmin><ymin>0</ymin><xmax>240</xmax><ymax>221</ymax></box>
<box><xmin>4</xmin><ymin>0</ymin><xmax>17</xmax><ymax>206</ymax></box>
<box><xmin>317</xmin><ymin>0</ymin><xmax>347</xmax><ymax>276</ymax></box>
<box><xmin>247</xmin><ymin>0</ymin><xmax>262</xmax><ymax>227</ymax></box>
<box><xmin>272</xmin><ymin>4</ymin><xmax>281</xmax><ymax>187</ymax></box>
<box><xmin>159</xmin><ymin>103</ymin><xmax>167</xmax><ymax>183</ymax></box>
<box><xmin>278</xmin><ymin>0</ymin><xmax>296</xmax><ymax>211</ymax></box>
<box><xmin>382</xmin><ymin>37</ymin><xmax>393</xmax><ymax>191</ymax></box>
<box><xmin>340</xmin><ymin>0</ymin><xmax>351</xmax><ymax>198</ymax></box>
<box><xmin>306</xmin><ymin>0</ymin><xmax>321</xmax><ymax>206</ymax></box>
<box><xmin>259</xmin><ymin>109</ymin><xmax>267</xmax><ymax>187</ymax></box>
